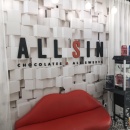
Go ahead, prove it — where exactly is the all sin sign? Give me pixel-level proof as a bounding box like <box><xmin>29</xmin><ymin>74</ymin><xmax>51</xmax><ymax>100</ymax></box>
<box><xmin>17</xmin><ymin>38</ymin><xmax>103</xmax><ymax>67</ymax></box>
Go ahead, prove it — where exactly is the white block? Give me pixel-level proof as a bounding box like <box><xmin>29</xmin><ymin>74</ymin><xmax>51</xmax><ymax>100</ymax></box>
<box><xmin>10</xmin><ymin>69</ymin><xmax>24</xmax><ymax>80</ymax></box>
<box><xmin>33</xmin><ymin>25</ymin><xmax>51</xmax><ymax>37</ymax></box>
<box><xmin>12</xmin><ymin>1</ymin><xmax>22</xmax><ymax>11</ymax></box>
<box><xmin>38</xmin><ymin>8</ymin><xmax>45</xmax><ymax>25</ymax></box>
<box><xmin>95</xmin><ymin>81</ymin><xmax>104</xmax><ymax>92</ymax></box>
<box><xmin>91</xmin><ymin>32</ymin><xmax>98</xmax><ymax>46</ymax></box>
<box><xmin>94</xmin><ymin>74</ymin><xmax>99</xmax><ymax>81</ymax></box>
<box><xmin>17</xmin><ymin>102</ymin><xmax>31</xmax><ymax>118</ymax></box>
<box><xmin>91</xmin><ymin>65</ymin><xmax>100</xmax><ymax>75</ymax></box>
<box><xmin>62</xmin><ymin>27</ymin><xmax>72</xmax><ymax>38</ymax></box>
<box><xmin>99</xmin><ymin>65</ymin><xmax>107</xmax><ymax>79</ymax></box>
<box><xmin>75</xmin><ymin>74</ymin><xmax>83</xmax><ymax>83</ymax></box>
<box><xmin>63</xmin><ymin>77</ymin><xmax>73</xmax><ymax>88</ymax></box>
<box><xmin>21</xmin><ymin>25</ymin><xmax>33</xmax><ymax>36</ymax></box>
<box><xmin>72</xmin><ymin>82</ymin><xmax>87</xmax><ymax>91</ymax></box>
<box><xmin>98</xmin><ymin>14</ymin><xmax>106</xmax><ymax>24</ymax></box>
<box><xmin>86</xmin><ymin>84</ymin><xmax>96</xmax><ymax>95</ymax></box>
<box><xmin>26</xmin><ymin>36</ymin><xmax>37</xmax><ymax>47</ymax></box>
<box><xmin>9</xmin><ymin>81</ymin><xmax>20</xmax><ymax>94</ymax></box>
<box><xmin>44</xmin><ymin>0</ymin><xmax>55</xmax><ymax>8</ymax></box>
<box><xmin>36</xmin><ymin>79</ymin><xmax>44</xmax><ymax>89</ymax></box>
<box><xmin>59</xmin><ymin>9</ymin><xmax>66</xmax><ymax>21</ymax></box>
<box><xmin>53</xmin><ymin>27</ymin><xmax>62</xmax><ymax>38</ymax></box>
<box><xmin>30</xmin><ymin>48</ymin><xmax>38</xmax><ymax>58</ymax></box>
<box><xmin>7</xmin><ymin>10</ymin><xmax>21</xmax><ymax>23</ymax></box>
<box><xmin>22</xmin><ymin>14</ymin><xmax>37</xmax><ymax>25</ymax></box>
<box><xmin>36</xmin><ymin>68</ymin><xmax>48</xmax><ymax>79</ymax></box>
<box><xmin>74</xmin><ymin>65</ymin><xmax>86</xmax><ymax>74</ymax></box>
<box><xmin>80</xmin><ymin>48</ymin><xmax>86</xmax><ymax>57</ymax></box>
<box><xmin>9</xmin><ymin>35</ymin><xmax>20</xmax><ymax>47</ymax></box>
<box><xmin>10</xmin><ymin>92</ymin><xmax>19</xmax><ymax>101</ymax></box>
<box><xmin>43</xmin><ymin>87</ymin><xmax>60</xmax><ymax>96</ymax></box>
<box><xmin>16</xmin><ymin>99</ymin><xmax>27</xmax><ymax>104</ymax></box>
<box><xmin>67</xmin><ymin>11</ymin><xmax>77</xmax><ymax>21</ymax></box>
<box><xmin>48</xmin><ymin>67</ymin><xmax>60</xmax><ymax>78</ymax></box>
<box><xmin>42</xmin><ymin>48</ymin><xmax>51</xmax><ymax>58</ymax></box>
<box><xmin>7</xmin><ymin>59</ymin><xmax>16</xmax><ymax>70</ymax></box>
<box><xmin>92</xmin><ymin>16</ymin><xmax>98</xmax><ymax>22</ymax></box>
<box><xmin>7</xmin><ymin>47</ymin><xmax>18</xmax><ymax>59</ymax></box>
<box><xmin>95</xmin><ymin>2</ymin><xmax>103</xmax><ymax>13</ymax></box>
<box><xmin>4</xmin><ymin>0</ymin><xmax>13</xmax><ymax>11</ymax></box>
<box><xmin>56</xmin><ymin>76</ymin><xmax>63</xmax><ymax>87</ymax></box>
<box><xmin>25</xmin><ymin>79</ymin><xmax>36</xmax><ymax>90</ymax></box>
<box><xmin>23</xmin><ymin>1</ymin><xmax>38</xmax><ymax>15</ymax></box>
<box><xmin>99</xmin><ymin>24</ymin><xmax>104</xmax><ymax>32</ymax></box>
<box><xmin>33</xmin><ymin>89</ymin><xmax>44</xmax><ymax>98</ymax></box>
<box><xmin>62</xmin><ymin>48</ymin><xmax>73</xmax><ymax>58</ymax></box>
<box><xmin>6</xmin><ymin>22</ymin><xmax>21</xmax><ymax>35</ymax></box>
<box><xmin>84</xmin><ymin>29</ymin><xmax>92</xmax><ymax>39</ymax></box>
<box><xmin>86</xmin><ymin>73</ymin><xmax>95</xmax><ymax>84</ymax></box>
<box><xmin>71</xmin><ymin>18</ymin><xmax>81</xmax><ymax>29</ymax></box>
<box><xmin>42</xmin><ymin>18</ymin><xmax>62</xmax><ymax>28</ymax></box>
<box><xmin>29</xmin><ymin>99</ymin><xmax>37</xmax><ymax>108</ymax></box>
<box><xmin>72</xmin><ymin>0</ymin><xmax>81</xmax><ymax>10</ymax></box>
<box><xmin>72</xmin><ymin>30</ymin><xmax>81</xmax><ymax>39</ymax></box>
<box><xmin>10</xmin><ymin>108</ymin><xmax>17</xmax><ymax>120</ymax></box>
<box><xmin>63</xmin><ymin>66</ymin><xmax>74</xmax><ymax>77</ymax></box>
<box><xmin>24</xmin><ymin>68</ymin><xmax>36</xmax><ymax>79</ymax></box>
<box><xmin>99</xmin><ymin>32</ymin><xmax>107</xmax><ymax>41</ymax></box>
<box><xmin>62</xmin><ymin>0</ymin><xmax>71</xmax><ymax>10</ymax></box>
<box><xmin>90</xmin><ymin>49</ymin><xmax>95</xmax><ymax>57</ymax></box>
<box><xmin>22</xmin><ymin>89</ymin><xmax>33</xmax><ymax>100</ymax></box>
<box><xmin>79</xmin><ymin>10</ymin><xmax>88</xmax><ymax>20</ymax></box>
<box><xmin>92</xmin><ymin>22</ymin><xmax>99</xmax><ymax>32</ymax></box>
<box><xmin>84</xmin><ymin>18</ymin><xmax>92</xmax><ymax>29</ymax></box>
<box><xmin>36</xmin><ymin>79</ymin><xmax>55</xmax><ymax>89</ymax></box>
<box><xmin>50</xmin><ymin>8</ymin><xmax>59</xmax><ymax>18</ymax></box>
<box><xmin>55</xmin><ymin>38</ymin><xmax>66</xmax><ymax>48</ymax></box>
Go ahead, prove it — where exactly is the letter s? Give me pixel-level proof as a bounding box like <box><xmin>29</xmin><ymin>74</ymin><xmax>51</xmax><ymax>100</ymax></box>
<box><xmin>72</xmin><ymin>41</ymin><xmax>80</xmax><ymax>58</ymax></box>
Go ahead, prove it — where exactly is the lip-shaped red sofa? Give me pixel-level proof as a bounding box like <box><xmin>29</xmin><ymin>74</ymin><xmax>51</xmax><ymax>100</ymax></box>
<box><xmin>15</xmin><ymin>90</ymin><xmax>111</xmax><ymax>130</ymax></box>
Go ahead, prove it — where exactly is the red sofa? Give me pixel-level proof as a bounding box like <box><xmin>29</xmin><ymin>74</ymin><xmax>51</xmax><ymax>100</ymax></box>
<box><xmin>15</xmin><ymin>90</ymin><xmax>111</xmax><ymax>130</ymax></box>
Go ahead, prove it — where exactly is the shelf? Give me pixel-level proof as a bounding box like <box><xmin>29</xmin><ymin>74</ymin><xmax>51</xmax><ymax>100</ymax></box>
<box><xmin>113</xmin><ymin>56</ymin><xmax>130</xmax><ymax>64</ymax></box>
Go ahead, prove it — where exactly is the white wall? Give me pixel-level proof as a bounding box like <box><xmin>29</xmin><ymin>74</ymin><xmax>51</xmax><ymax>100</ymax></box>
<box><xmin>3</xmin><ymin>0</ymin><xmax>108</xmax><ymax>128</ymax></box>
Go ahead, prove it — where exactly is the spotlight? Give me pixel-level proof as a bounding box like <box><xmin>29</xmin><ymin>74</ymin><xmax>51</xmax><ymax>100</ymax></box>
<box><xmin>51</xmin><ymin>0</ymin><xmax>59</xmax><ymax>4</ymax></box>
<box><xmin>111</xmin><ymin>6</ymin><xmax>117</xmax><ymax>14</ymax></box>
<box><xmin>85</xmin><ymin>1</ymin><xmax>92</xmax><ymax>10</ymax></box>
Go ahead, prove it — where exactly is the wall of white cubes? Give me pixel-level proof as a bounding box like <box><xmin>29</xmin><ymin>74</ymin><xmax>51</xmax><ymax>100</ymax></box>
<box><xmin>4</xmin><ymin>0</ymin><xmax>108</xmax><ymax>129</ymax></box>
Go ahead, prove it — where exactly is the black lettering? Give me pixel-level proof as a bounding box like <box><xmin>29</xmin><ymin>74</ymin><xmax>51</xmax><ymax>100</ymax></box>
<box><xmin>87</xmin><ymin>41</ymin><xmax>90</xmax><ymax>57</ymax></box>
<box><xmin>38</xmin><ymin>39</ymin><xmax>47</xmax><ymax>58</ymax></box>
<box><xmin>54</xmin><ymin>40</ymin><xmax>62</xmax><ymax>58</ymax></box>
<box><xmin>17</xmin><ymin>38</ymin><xmax>29</xmax><ymax>58</ymax></box>
<box><xmin>96</xmin><ymin>42</ymin><xmax>103</xmax><ymax>57</ymax></box>
<box><xmin>17</xmin><ymin>64</ymin><xmax>20</xmax><ymax>67</ymax></box>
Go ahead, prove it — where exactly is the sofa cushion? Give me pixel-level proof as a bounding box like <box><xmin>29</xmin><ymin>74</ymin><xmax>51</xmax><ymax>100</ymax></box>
<box><xmin>15</xmin><ymin>90</ymin><xmax>102</xmax><ymax>129</ymax></box>
<box><xmin>16</xmin><ymin>107</ymin><xmax>111</xmax><ymax>130</ymax></box>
